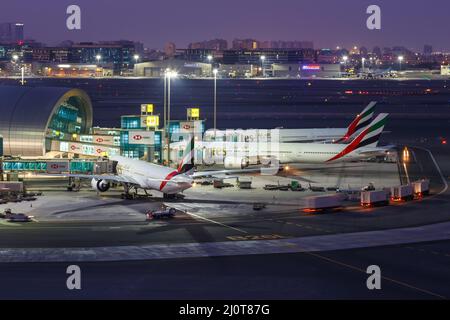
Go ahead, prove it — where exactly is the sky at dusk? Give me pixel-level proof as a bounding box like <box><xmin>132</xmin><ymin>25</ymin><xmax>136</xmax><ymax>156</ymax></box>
<box><xmin>1</xmin><ymin>0</ymin><xmax>449</xmax><ymax>51</ymax></box>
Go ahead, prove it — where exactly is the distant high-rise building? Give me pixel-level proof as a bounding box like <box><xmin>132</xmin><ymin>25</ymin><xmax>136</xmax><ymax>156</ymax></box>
<box><xmin>188</xmin><ymin>39</ymin><xmax>227</xmax><ymax>51</ymax></box>
<box><xmin>423</xmin><ymin>45</ymin><xmax>433</xmax><ymax>56</ymax></box>
<box><xmin>70</xmin><ymin>41</ymin><xmax>139</xmax><ymax>72</ymax></box>
<box><xmin>257</xmin><ymin>40</ymin><xmax>313</xmax><ymax>50</ymax></box>
<box><xmin>372</xmin><ymin>46</ymin><xmax>382</xmax><ymax>58</ymax></box>
<box><xmin>164</xmin><ymin>42</ymin><xmax>176</xmax><ymax>57</ymax></box>
<box><xmin>232</xmin><ymin>39</ymin><xmax>259</xmax><ymax>50</ymax></box>
<box><xmin>359</xmin><ymin>46</ymin><xmax>368</xmax><ymax>56</ymax></box>
<box><xmin>0</xmin><ymin>22</ymin><xmax>24</xmax><ymax>43</ymax></box>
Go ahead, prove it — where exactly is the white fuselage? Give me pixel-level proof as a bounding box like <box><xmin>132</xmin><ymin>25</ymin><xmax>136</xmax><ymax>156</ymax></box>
<box><xmin>172</xmin><ymin>141</ymin><xmax>380</xmax><ymax>165</ymax></box>
<box><xmin>204</xmin><ymin>128</ymin><xmax>347</xmax><ymax>143</ymax></box>
<box><xmin>110</xmin><ymin>156</ymin><xmax>193</xmax><ymax>194</ymax></box>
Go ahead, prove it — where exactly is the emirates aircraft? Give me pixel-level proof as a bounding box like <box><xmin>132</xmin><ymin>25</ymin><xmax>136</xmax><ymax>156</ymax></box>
<box><xmin>203</xmin><ymin>101</ymin><xmax>377</xmax><ymax>144</ymax></box>
<box><xmin>186</xmin><ymin>113</ymin><xmax>390</xmax><ymax>169</ymax></box>
<box><xmin>66</xmin><ymin>137</ymin><xmax>255</xmax><ymax>198</ymax></box>
<box><xmin>274</xmin><ymin>113</ymin><xmax>390</xmax><ymax>164</ymax></box>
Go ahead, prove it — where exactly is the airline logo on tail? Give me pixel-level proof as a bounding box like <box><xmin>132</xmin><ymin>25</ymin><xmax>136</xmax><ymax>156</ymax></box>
<box><xmin>326</xmin><ymin>113</ymin><xmax>388</xmax><ymax>162</ymax></box>
<box><xmin>159</xmin><ymin>136</ymin><xmax>195</xmax><ymax>191</ymax></box>
<box><xmin>335</xmin><ymin>101</ymin><xmax>377</xmax><ymax>143</ymax></box>
<box><xmin>177</xmin><ymin>136</ymin><xmax>195</xmax><ymax>174</ymax></box>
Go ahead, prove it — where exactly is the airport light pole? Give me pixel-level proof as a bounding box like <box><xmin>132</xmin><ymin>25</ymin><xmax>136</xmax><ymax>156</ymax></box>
<box><xmin>96</xmin><ymin>55</ymin><xmax>102</xmax><ymax>77</ymax></box>
<box><xmin>342</xmin><ymin>55</ymin><xmax>348</xmax><ymax>65</ymax></box>
<box><xmin>166</xmin><ymin>70</ymin><xmax>177</xmax><ymax>166</ymax></box>
<box><xmin>398</xmin><ymin>55</ymin><xmax>404</xmax><ymax>71</ymax></box>
<box><xmin>213</xmin><ymin>68</ymin><xmax>218</xmax><ymax>139</ymax></box>
<box><xmin>260</xmin><ymin>55</ymin><xmax>266</xmax><ymax>77</ymax></box>
<box><xmin>207</xmin><ymin>55</ymin><xmax>213</xmax><ymax>77</ymax></box>
<box><xmin>12</xmin><ymin>54</ymin><xmax>24</xmax><ymax>85</ymax></box>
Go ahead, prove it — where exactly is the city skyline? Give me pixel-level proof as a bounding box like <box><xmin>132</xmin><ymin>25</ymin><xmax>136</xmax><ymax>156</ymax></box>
<box><xmin>1</xmin><ymin>0</ymin><xmax>449</xmax><ymax>51</ymax></box>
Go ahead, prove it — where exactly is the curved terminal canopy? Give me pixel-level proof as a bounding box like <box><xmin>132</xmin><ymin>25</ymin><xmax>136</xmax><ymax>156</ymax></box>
<box><xmin>0</xmin><ymin>86</ymin><xmax>93</xmax><ymax>157</ymax></box>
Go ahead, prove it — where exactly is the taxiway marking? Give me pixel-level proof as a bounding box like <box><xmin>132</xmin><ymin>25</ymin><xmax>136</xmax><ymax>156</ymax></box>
<box><xmin>184</xmin><ymin>211</ymin><xmax>249</xmax><ymax>234</ymax></box>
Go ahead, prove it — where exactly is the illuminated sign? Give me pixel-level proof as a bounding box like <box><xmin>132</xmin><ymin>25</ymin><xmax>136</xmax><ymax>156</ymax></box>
<box><xmin>187</xmin><ymin>108</ymin><xmax>200</xmax><ymax>119</ymax></box>
<box><xmin>141</xmin><ymin>104</ymin><xmax>154</xmax><ymax>113</ymax></box>
<box><xmin>46</xmin><ymin>161</ymin><xmax>69</xmax><ymax>174</ymax></box>
<box><xmin>128</xmin><ymin>131</ymin><xmax>155</xmax><ymax>145</ymax></box>
<box><xmin>141</xmin><ymin>115</ymin><xmax>159</xmax><ymax>128</ymax></box>
<box><xmin>302</xmin><ymin>64</ymin><xmax>321</xmax><ymax>70</ymax></box>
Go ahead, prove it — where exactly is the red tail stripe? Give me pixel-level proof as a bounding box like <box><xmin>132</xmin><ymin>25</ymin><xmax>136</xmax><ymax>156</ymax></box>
<box><xmin>159</xmin><ymin>171</ymin><xmax>179</xmax><ymax>191</ymax></box>
<box><xmin>345</xmin><ymin>114</ymin><xmax>361</xmax><ymax>137</ymax></box>
<box><xmin>326</xmin><ymin>126</ymin><xmax>370</xmax><ymax>162</ymax></box>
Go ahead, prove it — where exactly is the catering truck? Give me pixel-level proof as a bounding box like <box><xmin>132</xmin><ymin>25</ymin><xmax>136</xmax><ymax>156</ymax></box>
<box><xmin>391</xmin><ymin>185</ymin><xmax>414</xmax><ymax>201</ymax></box>
<box><xmin>303</xmin><ymin>194</ymin><xmax>343</xmax><ymax>213</ymax></box>
<box><xmin>360</xmin><ymin>190</ymin><xmax>389</xmax><ymax>207</ymax></box>
<box><xmin>411</xmin><ymin>179</ymin><xmax>430</xmax><ymax>197</ymax></box>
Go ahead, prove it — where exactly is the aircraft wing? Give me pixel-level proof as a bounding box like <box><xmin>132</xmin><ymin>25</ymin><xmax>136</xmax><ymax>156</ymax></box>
<box><xmin>191</xmin><ymin>166</ymin><xmax>279</xmax><ymax>179</ymax></box>
<box><xmin>40</xmin><ymin>173</ymin><xmax>141</xmax><ymax>185</ymax></box>
<box><xmin>356</xmin><ymin>147</ymin><xmax>391</xmax><ymax>156</ymax></box>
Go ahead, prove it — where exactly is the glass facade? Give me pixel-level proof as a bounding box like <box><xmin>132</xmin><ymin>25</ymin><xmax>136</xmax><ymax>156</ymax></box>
<box><xmin>120</xmin><ymin>116</ymin><xmax>163</xmax><ymax>161</ymax></box>
<box><xmin>121</xmin><ymin>116</ymin><xmax>141</xmax><ymax>129</ymax></box>
<box><xmin>70</xmin><ymin>42</ymin><xmax>137</xmax><ymax>73</ymax></box>
<box><xmin>2</xmin><ymin>160</ymin><xmax>94</xmax><ymax>173</ymax></box>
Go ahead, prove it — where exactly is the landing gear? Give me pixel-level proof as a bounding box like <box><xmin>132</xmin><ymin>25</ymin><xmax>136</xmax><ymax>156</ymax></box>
<box><xmin>121</xmin><ymin>183</ymin><xmax>134</xmax><ymax>199</ymax></box>
<box><xmin>67</xmin><ymin>177</ymin><xmax>81</xmax><ymax>192</ymax></box>
<box><xmin>163</xmin><ymin>193</ymin><xmax>185</xmax><ymax>200</ymax></box>
<box><xmin>121</xmin><ymin>184</ymin><xmax>153</xmax><ymax>200</ymax></box>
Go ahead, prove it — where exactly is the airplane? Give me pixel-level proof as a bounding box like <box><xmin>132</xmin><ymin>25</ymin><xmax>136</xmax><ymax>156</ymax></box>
<box><xmin>177</xmin><ymin>113</ymin><xmax>391</xmax><ymax>169</ymax></box>
<box><xmin>357</xmin><ymin>68</ymin><xmax>397</xmax><ymax>80</ymax></box>
<box><xmin>202</xmin><ymin>101</ymin><xmax>377</xmax><ymax>144</ymax></box>
<box><xmin>273</xmin><ymin>113</ymin><xmax>391</xmax><ymax>164</ymax></box>
<box><xmin>61</xmin><ymin>137</ymin><xmax>261</xmax><ymax>199</ymax></box>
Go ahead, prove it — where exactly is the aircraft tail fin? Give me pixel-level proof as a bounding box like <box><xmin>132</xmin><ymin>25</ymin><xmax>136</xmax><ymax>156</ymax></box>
<box><xmin>177</xmin><ymin>135</ymin><xmax>195</xmax><ymax>174</ymax></box>
<box><xmin>335</xmin><ymin>101</ymin><xmax>377</xmax><ymax>143</ymax></box>
<box><xmin>326</xmin><ymin>113</ymin><xmax>388</xmax><ymax>162</ymax></box>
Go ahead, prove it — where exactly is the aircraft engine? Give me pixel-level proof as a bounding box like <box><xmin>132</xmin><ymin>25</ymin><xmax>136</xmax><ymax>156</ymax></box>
<box><xmin>223</xmin><ymin>156</ymin><xmax>249</xmax><ymax>169</ymax></box>
<box><xmin>91</xmin><ymin>178</ymin><xmax>110</xmax><ymax>192</ymax></box>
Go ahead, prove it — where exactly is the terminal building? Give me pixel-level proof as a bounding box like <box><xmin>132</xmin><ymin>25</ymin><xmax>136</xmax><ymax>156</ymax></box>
<box><xmin>0</xmin><ymin>85</ymin><xmax>205</xmax><ymax>174</ymax></box>
<box><xmin>0</xmin><ymin>85</ymin><xmax>93</xmax><ymax>158</ymax></box>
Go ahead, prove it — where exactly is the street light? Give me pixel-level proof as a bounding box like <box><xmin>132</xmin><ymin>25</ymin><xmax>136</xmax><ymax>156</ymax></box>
<box><xmin>213</xmin><ymin>68</ymin><xmax>218</xmax><ymax>138</ymax></box>
<box><xmin>361</xmin><ymin>57</ymin><xmax>366</xmax><ymax>73</ymax></box>
<box><xmin>134</xmin><ymin>54</ymin><xmax>140</xmax><ymax>63</ymax></box>
<box><xmin>96</xmin><ymin>54</ymin><xmax>102</xmax><ymax>63</ymax></box>
<box><xmin>11</xmin><ymin>54</ymin><xmax>24</xmax><ymax>85</ymax></box>
<box><xmin>260</xmin><ymin>55</ymin><xmax>266</xmax><ymax>77</ymax></box>
<box><xmin>165</xmin><ymin>69</ymin><xmax>178</xmax><ymax>166</ymax></box>
<box><xmin>207</xmin><ymin>55</ymin><xmax>213</xmax><ymax>77</ymax></box>
<box><xmin>398</xmin><ymin>55</ymin><xmax>404</xmax><ymax>71</ymax></box>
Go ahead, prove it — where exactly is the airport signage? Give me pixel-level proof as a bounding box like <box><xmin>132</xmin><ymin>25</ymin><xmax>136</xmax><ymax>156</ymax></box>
<box><xmin>46</xmin><ymin>161</ymin><xmax>70</xmax><ymax>174</ymax></box>
<box><xmin>141</xmin><ymin>104</ymin><xmax>154</xmax><ymax>114</ymax></box>
<box><xmin>141</xmin><ymin>115</ymin><xmax>160</xmax><ymax>128</ymax></box>
<box><xmin>94</xmin><ymin>135</ymin><xmax>114</xmax><ymax>145</ymax></box>
<box><xmin>128</xmin><ymin>131</ymin><xmax>155</xmax><ymax>145</ymax></box>
<box><xmin>187</xmin><ymin>108</ymin><xmax>200</xmax><ymax>119</ymax></box>
<box><xmin>302</xmin><ymin>64</ymin><xmax>321</xmax><ymax>70</ymax></box>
